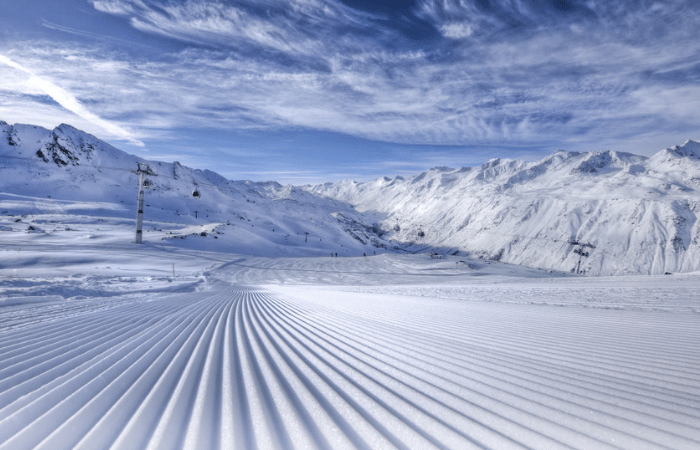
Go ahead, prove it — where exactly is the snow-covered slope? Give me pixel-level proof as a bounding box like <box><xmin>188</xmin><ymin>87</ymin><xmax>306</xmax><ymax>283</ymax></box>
<box><xmin>0</xmin><ymin>120</ymin><xmax>389</xmax><ymax>257</ymax></box>
<box><xmin>4</xmin><ymin>119</ymin><xmax>700</xmax><ymax>275</ymax></box>
<box><xmin>308</xmin><ymin>143</ymin><xmax>700</xmax><ymax>275</ymax></box>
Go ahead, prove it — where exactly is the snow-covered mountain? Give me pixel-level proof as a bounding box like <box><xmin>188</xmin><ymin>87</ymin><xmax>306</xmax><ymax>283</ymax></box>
<box><xmin>0</xmin><ymin>120</ymin><xmax>389</xmax><ymax>257</ymax></box>
<box><xmin>308</xmin><ymin>142</ymin><xmax>700</xmax><ymax>275</ymax></box>
<box><xmin>3</xmin><ymin>119</ymin><xmax>700</xmax><ymax>275</ymax></box>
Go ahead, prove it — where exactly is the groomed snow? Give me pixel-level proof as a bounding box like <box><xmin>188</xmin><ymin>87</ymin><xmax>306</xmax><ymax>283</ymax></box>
<box><xmin>2</xmin><ymin>210</ymin><xmax>699</xmax><ymax>449</ymax></box>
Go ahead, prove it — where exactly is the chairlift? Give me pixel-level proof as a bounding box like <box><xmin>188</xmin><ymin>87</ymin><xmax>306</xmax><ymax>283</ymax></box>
<box><xmin>143</xmin><ymin>178</ymin><xmax>154</xmax><ymax>189</ymax></box>
<box><xmin>192</xmin><ymin>189</ymin><xmax>201</xmax><ymax>198</ymax></box>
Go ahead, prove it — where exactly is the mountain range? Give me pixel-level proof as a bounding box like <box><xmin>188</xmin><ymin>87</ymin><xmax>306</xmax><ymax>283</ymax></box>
<box><xmin>2</xmin><ymin>119</ymin><xmax>699</xmax><ymax>275</ymax></box>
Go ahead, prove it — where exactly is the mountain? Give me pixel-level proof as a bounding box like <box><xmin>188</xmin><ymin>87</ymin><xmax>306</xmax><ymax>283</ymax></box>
<box><xmin>308</xmin><ymin>143</ymin><xmax>700</xmax><ymax>275</ymax></box>
<box><xmin>0</xmin><ymin>120</ymin><xmax>390</xmax><ymax>257</ymax></box>
<box><xmin>3</xmin><ymin>119</ymin><xmax>700</xmax><ymax>275</ymax></box>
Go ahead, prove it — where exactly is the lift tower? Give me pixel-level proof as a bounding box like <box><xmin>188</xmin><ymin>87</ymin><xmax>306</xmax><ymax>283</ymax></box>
<box><xmin>132</xmin><ymin>163</ymin><xmax>156</xmax><ymax>244</ymax></box>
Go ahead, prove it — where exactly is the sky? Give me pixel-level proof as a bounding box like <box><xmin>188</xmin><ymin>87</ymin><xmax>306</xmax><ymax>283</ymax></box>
<box><xmin>1</xmin><ymin>0</ymin><xmax>700</xmax><ymax>183</ymax></box>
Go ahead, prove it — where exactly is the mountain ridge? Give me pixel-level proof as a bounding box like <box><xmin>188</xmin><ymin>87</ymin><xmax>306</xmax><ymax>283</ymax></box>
<box><xmin>3</xmin><ymin>119</ymin><xmax>700</xmax><ymax>275</ymax></box>
<box><xmin>1</xmin><ymin>120</ymin><xmax>391</xmax><ymax>257</ymax></box>
<box><xmin>307</xmin><ymin>139</ymin><xmax>700</xmax><ymax>275</ymax></box>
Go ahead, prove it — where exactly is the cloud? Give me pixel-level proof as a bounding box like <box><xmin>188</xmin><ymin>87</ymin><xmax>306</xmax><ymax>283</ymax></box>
<box><xmin>0</xmin><ymin>53</ymin><xmax>144</xmax><ymax>146</ymax></box>
<box><xmin>440</xmin><ymin>22</ymin><xmax>474</xmax><ymax>39</ymax></box>
<box><xmin>41</xmin><ymin>19</ymin><xmax>157</xmax><ymax>50</ymax></box>
<box><xmin>91</xmin><ymin>0</ymin><xmax>139</xmax><ymax>16</ymax></box>
<box><xmin>87</xmin><ymin>1</ymin><xmax>699</xmax><ymax>144</ymax></box>
<box><xmin>92</xmin><ymin>0</ymin><xmax>354</xmax><ymax>58</ymax></box>
<box><xmin>4</xmin><ymin>0</ymin><xmax>700</xmax><ymax>161</ymax></box>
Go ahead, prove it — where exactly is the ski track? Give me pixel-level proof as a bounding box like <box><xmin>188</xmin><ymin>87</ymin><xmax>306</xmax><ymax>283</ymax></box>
<box><xmin>0</xmin><ymin>283</ymin><xmax>699</xmax><ymax>449</ymax></box>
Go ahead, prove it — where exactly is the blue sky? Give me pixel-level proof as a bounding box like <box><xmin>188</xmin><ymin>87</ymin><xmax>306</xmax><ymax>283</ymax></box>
<box><xmin>1</xmin><ymin>0</ymin><xmax>700</xmax><ymax>183</ymax></box>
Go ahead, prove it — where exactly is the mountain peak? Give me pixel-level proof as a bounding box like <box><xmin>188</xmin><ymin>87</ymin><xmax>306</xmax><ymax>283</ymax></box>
<box><xmin>552</xmin><ymin>149</ymin><xmax>579</xmax><ymax>157</ymax></box>
<box><xmin>648</xmin><ymin>139</ymin><xmax>700</xmax><ymax>167</ymax></box>
<box><xmin>428</xmin><ymin>166</ymin><xmax>453</xmax><ymax>173</ymax></box>
<box><xmin>667</xmin><ymin>139</ymin><xmax>700</xmax><ymax>159</ymax></box>
<box><xmin>569</xmin><ymin>150</ymin><xmax>646</xmax><ymax>174</ymax></box>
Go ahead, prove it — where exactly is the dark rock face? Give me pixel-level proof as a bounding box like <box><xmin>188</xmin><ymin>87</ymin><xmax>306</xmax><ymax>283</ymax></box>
<box><xmin>36</xmin><ymin>128</ymin><xmax>100</xmax><ymax>167</ymax></box>
<box><xmin>38</xmin><ymin>137</ymin><xmax>80</xmax><ymax>166</ymax></box>
<box><xmin>668</xmin><ymin>140</ymin><xmax>700</xmax><ymax>159</ymax></box>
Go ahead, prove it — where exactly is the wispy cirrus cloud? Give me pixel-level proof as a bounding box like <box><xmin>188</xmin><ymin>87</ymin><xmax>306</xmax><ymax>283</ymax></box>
<box><xmin>91</xmin><ymin>0</ymin><xmax>362</xmax><ymax>58</ymax></box>
<box><xmin>2</xmin><ymin>0</ymin><xmax>700</xmax><ymax>180</ymax></box>
<box><xmin>78</xmin><ymin>0</ymin><xmax>700</xmax><ymax>151</ymax></box>
<box><xmin>0</xmin><ymin>53</ymin><xmax>144</xmax><ymax>146</ymax></box>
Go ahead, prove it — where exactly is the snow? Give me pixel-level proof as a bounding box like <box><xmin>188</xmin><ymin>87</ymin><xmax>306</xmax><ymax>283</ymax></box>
<box><xmin>1</xmin><ymin>121</ymin><xmax>394</xmax><ymax>258</ymax></box>
<box><xmin>2</xmin><ymin>198</ymin><xmax>699</xmax><ymax>449</ymax></box>
<box><xmin>308</xmin><ymin>141</ymin><xmax>700</xmax><ymax>276</ymax></box>
<box><xmin>2</xmin><ymin>120</ymin><xmax>700</xmax><ymax>448</ymax></box>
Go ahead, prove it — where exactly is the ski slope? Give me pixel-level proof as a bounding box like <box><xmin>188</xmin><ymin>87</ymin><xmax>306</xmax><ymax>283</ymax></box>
<box><xmin>2</xmin><ymin>121</ymin><xmax>700</xmax><ymax>448</ymax></box>
<box><xmin>1</xmin><ymin>244</ymin><xmax>699</xmax><ymax>449</ymax></box>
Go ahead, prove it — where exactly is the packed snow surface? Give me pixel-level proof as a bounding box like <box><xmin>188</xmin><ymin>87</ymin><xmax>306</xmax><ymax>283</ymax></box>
<box><xmin>2</xmin><ymin>120</ymin><xmax>700</xmax><ymax>448</ymax></box>
<box><xmin>2</xmin><ymin>199</ymin><xmax>700</xmax><ymax>449</ymax></box>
